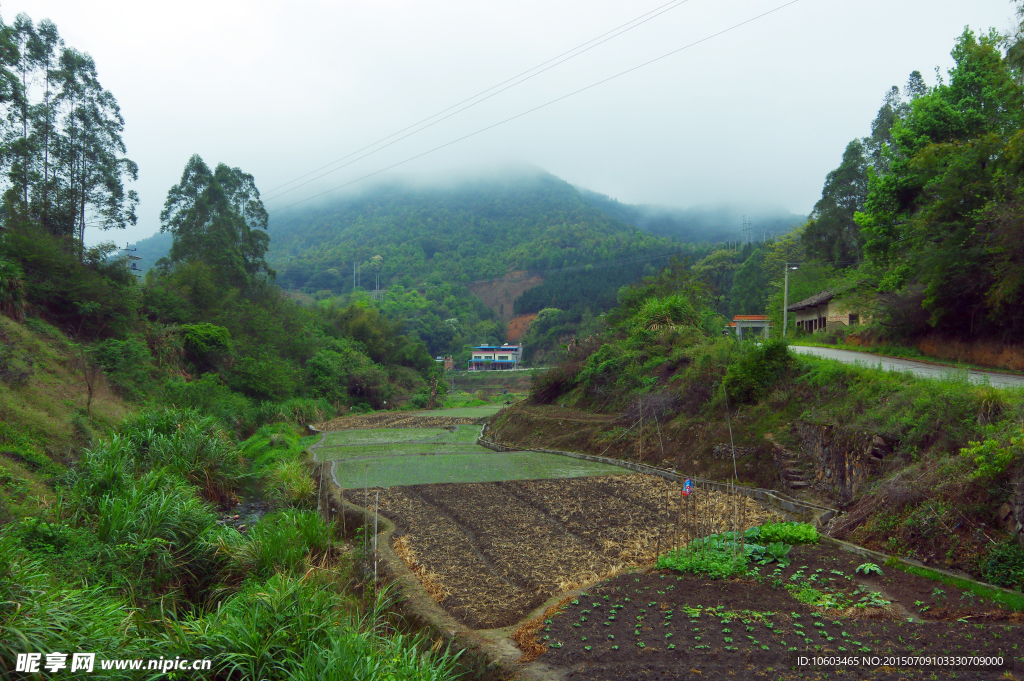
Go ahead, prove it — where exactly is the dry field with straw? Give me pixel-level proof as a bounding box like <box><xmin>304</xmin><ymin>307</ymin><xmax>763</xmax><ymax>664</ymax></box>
<box><xmin>348</xmin><ymin>474</ymin><xmax>783</xmax><ymax>629</ymax></box>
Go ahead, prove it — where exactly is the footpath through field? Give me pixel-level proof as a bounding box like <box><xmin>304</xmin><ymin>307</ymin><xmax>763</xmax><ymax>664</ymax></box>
<box><xmin>791</xmin><ymin>345</ymin><xmax>1024</xmax><ymax>388</ymax></box>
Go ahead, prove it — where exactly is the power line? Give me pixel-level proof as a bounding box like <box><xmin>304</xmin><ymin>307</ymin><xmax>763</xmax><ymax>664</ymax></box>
<box><xmin>269</xmin><ymin>0</ymin><xmax>801</xmax><ymax>215</ymax></box>
<box><xmin>262</xmin><ymin>0</ymin><xmax>694</xmax><ymax>201</ymax></box>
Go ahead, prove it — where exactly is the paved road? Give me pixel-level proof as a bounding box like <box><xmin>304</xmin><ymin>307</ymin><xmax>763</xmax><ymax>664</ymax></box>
<box><xmin>790</xmin><ymin>345</ymin><xmax>1024</xmax><ymax>388</ymax></box>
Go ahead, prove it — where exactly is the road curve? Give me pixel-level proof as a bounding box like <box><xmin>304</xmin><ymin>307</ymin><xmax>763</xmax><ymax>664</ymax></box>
<box><xmin>790</xmin><ymin>345</ymin><xmax>1024</xmax><ymax>389</ymax></box>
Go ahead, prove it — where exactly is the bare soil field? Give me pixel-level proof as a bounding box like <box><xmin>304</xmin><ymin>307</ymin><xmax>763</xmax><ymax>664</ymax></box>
<box><xmin>348</xmin><ymin>475</ymin><xmax>782</xmax><ymax>629</ymax></box>
<box><xmin>535</xmin><ymin>543</ymin><xmax>1024</xmax><ymax>680</ymax></box>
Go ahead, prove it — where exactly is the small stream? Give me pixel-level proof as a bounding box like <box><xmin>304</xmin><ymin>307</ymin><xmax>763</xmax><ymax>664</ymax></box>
<box><xmin>217</xmin><ymin>476</ymin><xmax>273</xmax><ymax>532</ymax></box>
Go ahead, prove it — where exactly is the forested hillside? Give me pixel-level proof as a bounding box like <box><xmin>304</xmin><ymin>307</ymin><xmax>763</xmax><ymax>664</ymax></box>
<box><xmin>134</xmin><ymin>169</ymin><xmax>808</xmax><ymax>362</ymax></box>
<box><xmin>267</xmin><ymin>171</ymin><xmax>671</xmax><ymax>290</ymax></box>
<box><xmin>578</xmin><ymin>189</ymin><xmax>805</xmax><ymax>244</ymax></box>
<box><xmin>262</xmin><ymin>171</ymin><xmax>690</xmax><ymax>360</ymax></box>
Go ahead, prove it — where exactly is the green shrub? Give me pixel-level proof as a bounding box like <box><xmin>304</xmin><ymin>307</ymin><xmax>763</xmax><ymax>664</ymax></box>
<box><xmin>227</xmin><ymin>351</ymin><xmax>302</xmax><ymax>402</ymax></box>
<box><xmin>90</xmin><ymin>337</ymin><xmax>156</xmax><ymax>401</ymax></box>
<box><xmin>184</xmin><ymin>321</ymin><xmax>234</xmax><ymax>356</ymax></box>
<box><xmin>757</xmin><ymin>521</ymin><xmax>819</xmax><ymax>545</ymax></box>
<box><xmin>164</xmin><ymin>374</ymin><xmax>253</xmax><ymax>427</ymax></box>
<box><xmin>723</xmin><ymin>338</ymin><xmax>792</xmax><ymax>404</ymax></box>
<box><xmin>960</xmin><ymin>429</ymin><xmax>1023</xmax><ymax>481</ymax></box>
<box><xmin>983</xmin><ymin>541</ymin><xmax>1024</xmax><ymax>592</ymax></box>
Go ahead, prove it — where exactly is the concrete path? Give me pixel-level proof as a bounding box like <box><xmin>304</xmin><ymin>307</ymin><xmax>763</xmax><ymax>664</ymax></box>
<box><xmin>790</xmin><ymin>345</ymin><xmax>1024</xmax><ymax>389</ymax></box>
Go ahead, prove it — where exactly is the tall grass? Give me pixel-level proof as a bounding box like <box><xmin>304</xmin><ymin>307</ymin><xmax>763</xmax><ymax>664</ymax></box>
<box><xmin>216</xmin><ymin>509</ymin><xmax>332</xmax><ymax>581</ymax></box>
<box><xmin>241</xmin><ymin>423</ymin><xmax>319</xmax><ymax>508</ymax></box>
<box><xmin>118</xmin><ymin>408</ymin><xmax>243</xmax><ymax>502</ymax></box>
<box><xmin>164</xmin><ymin>577</ymin><xmax>463</xmax><ymax>681</ymax></box>
<box><xmin>0</xmin><ymin>536</ymin><xmax>145</xmax><ymax>679</ymax></box>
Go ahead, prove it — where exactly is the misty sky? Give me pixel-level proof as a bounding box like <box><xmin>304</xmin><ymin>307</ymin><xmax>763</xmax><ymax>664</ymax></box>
<box><xmin>7</xmin><ymin>0</ymin><xmax>1018</xmax><ymax>245</ymax></box>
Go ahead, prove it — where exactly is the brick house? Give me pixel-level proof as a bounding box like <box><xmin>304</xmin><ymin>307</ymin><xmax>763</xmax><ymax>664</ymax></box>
<box><xmin>786</xmin><ymin>291</ymin><xmax>866</xmax><ymax>333</ymax></box>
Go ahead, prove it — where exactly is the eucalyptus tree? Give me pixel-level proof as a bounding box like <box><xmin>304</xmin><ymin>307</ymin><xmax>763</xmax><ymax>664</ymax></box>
<box><xmin>55</xmin><ymin>47</ymin><xmax>138</xmax><ymax>248</ymax></box>
<box><xmin>4</xmin><ymin>14</ymin><xmax>37</xmax><ymax>218</ymax></box>
<box><xmin>0</xmin><ymin>12</ymin><xmax>137</xmax><ymax>251</ymax></box>
<box><xmin>30</xmin><ymin>18</ymin><xmax>61</xmax><ymax>231</ymax></box>
<box><xmin>160</xmin><ymin>155</ymin><xmax>273</xmax><ymax>289</ymax></box>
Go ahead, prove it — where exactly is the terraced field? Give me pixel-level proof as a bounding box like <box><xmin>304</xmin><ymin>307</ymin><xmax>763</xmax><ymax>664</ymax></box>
<box><xmin>347</xmin><ymin>476</ymin><xmax>783</xmax><ymax>629</ymax></box>
<box><xmin>314</xmin><ymin>404</ymin><xmax>503</xmax><ymax>431</ymax></box>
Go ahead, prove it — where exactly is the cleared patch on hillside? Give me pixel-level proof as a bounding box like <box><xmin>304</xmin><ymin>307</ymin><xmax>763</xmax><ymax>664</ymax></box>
<box><xmin>506</xmin><ymin>313</ymin><xmax>537</xmax><ymax>342</ymax></box>
<box><xmin>467</xmin><ymin>270</ymin><xmax>543</xmax><ymax>323</ymax></box>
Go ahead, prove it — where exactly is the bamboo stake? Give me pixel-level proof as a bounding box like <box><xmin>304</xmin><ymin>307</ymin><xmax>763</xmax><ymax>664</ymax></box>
<box><xmin>374</xmin><ymin>490</ymin><xmax>379</xmax><ymax>584</ymax></box>
<box><xmin>740</xmin><ymin>487</ymin><xmax>746</xmax><ymax>558</ymax></box>
<box><xmin>676</xmin><ymin>479</ymin><xmax>683</xmax><ymax>553</ymax></box>
<box><xmin>637</xmin><ymin>401</ymin><xmax>644</xmax><ymax>463</ymax></box>
<box><xmin>655</xmin><ymin>410</ymin><xmax>666</xmax><ymax>463</ymax></box>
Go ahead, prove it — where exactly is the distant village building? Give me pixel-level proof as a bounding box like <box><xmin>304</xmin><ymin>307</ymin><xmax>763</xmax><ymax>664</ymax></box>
<box><xmin>434</xmin><ymin>355</ymin><xmax>455</xmax><ymax>371</ymax></box>
<box><xmin>468</xmin><ymin>343</ymin><xmax>523</xmax><ymax>371</ymax></box>
<box><xmin>726</xmin><ymin>314</ymin><xmax>771</xmax><ymax>340</ymax></box>
<box><xmin>786</xmin><ymin>291</ymin><xmax>865</xmax><ymax>333</ymax></box>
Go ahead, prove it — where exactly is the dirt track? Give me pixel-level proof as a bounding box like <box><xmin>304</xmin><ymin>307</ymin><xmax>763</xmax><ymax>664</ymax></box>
<box><xmin>349</xmin><ymin>475</ymin><xmax>782</xmax><ymax>629</ymax></box>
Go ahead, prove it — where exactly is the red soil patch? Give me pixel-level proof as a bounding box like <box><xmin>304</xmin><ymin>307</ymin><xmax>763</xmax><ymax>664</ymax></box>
<box><xmin>506</xmin><ymin>314</ymin><xmax>537</xmax><ymax>342</ymax></box>
<box><xmin>467</xmin><ymin>271</ymin><xmax>544</xmax><ymax>323</ymax></box>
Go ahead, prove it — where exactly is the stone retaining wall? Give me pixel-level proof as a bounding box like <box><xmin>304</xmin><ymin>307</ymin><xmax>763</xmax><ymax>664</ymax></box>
<box><xmin>793</xmin><ymin>420</ymin><xmax>888</xmax><ymax>502</ymax></box>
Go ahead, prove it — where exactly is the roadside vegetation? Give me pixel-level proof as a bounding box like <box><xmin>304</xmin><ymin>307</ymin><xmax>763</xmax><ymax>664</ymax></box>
<box><xmin>496</xmin><ymin>253</ymin><xmax>1024</xmax><ymax>597</ymax></box>
<box><xmin>0</xmin><ymin>406</ymin><xmax>466</xmax><ymax>679</ymax></box>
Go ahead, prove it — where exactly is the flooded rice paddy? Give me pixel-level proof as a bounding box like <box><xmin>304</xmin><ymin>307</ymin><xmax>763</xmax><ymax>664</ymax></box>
<box><xmin>322</xmin><ymin>424</ymin><xmax>629</xmax><ymax>488</ymax></box>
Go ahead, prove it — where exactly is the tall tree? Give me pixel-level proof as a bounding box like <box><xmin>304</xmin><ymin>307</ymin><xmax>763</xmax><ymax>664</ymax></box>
<box><xmin>56</xmin><ymin>47</ymin><xmax>138</xmax><ymax>249</ymax></box>
<box><xmin>31</xmin><ymin>19</ymin><xmax>61</xmax><ymax>233</ymax></box>
<box><xmin>160</xmin><ymin>155</ymin><xmax>273</xmax><ymax>289</ymax></box>
<box><xmin>4</xmin><ymin>14</ymin><xmax>36</xmax><ymax>220</ymax></box>
<box><xmin>857</xmin><ymin>29</ymin><xmax>1024</xmax><ymax>334</ymax></box>
<box><xmin>801</xmin><ymin>139</ymin><xmax>869</xmax><ymax>263</ymax></box>
<box><xmin>0</xmin><ymin>13</ymin><xmax>136</xmax><ymax>247</ymax></box>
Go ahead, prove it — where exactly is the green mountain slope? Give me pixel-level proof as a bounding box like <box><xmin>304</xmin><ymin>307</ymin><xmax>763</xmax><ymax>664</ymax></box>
<box><xmin>267</xmin><ymin>170</ymin><xmax>673</xmax><ymax>293</ymax></box>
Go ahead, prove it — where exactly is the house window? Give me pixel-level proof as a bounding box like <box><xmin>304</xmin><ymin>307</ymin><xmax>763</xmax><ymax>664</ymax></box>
<box><xmin>849</xmin><ymin>314</ymin><xmax>859</xmax><ymax>325</ymax></box>
<box><xmin>498</xmin><ymin>355</ymin><xmax>508</xmax><ymax>360</ymax></box>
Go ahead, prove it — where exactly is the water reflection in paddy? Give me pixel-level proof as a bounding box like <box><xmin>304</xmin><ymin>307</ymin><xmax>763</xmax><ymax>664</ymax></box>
<box><xmin>330</xmin><ymin>449</ymin><xmax>632</xmax><ymax>488</ymax></box>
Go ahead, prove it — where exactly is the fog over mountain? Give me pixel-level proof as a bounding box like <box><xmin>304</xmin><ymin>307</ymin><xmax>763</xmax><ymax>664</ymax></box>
<box><xmin>11</xmin><ymin>0</ymin><xmax>1011</xmax><ymax>247</ymax></box>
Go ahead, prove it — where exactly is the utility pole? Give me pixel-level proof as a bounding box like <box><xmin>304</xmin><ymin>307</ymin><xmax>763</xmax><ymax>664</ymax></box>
<box><xmin>782</xmin><ymin>262</ymin><xmax>799</xmax><ymax>339</ymax></box>
<box><xmin>122</xmin><ymin>243</ymin><xmax>141</xmax><ymax>277</ymax></box>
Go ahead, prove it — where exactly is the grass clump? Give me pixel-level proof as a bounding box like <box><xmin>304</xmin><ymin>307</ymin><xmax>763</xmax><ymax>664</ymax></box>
<box><xmin>239</xmin><ymin>423</ymin><xmax>318</xmax><ymax>508</ymax></box>
<box><xmin>216</xmin><ymin>509</ymin><xmax>333</xmax><ymax>582</ymax></box>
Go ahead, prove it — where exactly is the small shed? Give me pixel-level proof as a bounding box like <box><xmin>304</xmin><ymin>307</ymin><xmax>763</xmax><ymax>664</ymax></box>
<box><xmin>786</xmin><ymin>291</ymin><xmax>864</xmax><ymax>333</ymax></box>
<box><xmin>729</xmin><ymin>314</ymin><xmax>771</xmax><ymax>340</ymax></box>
